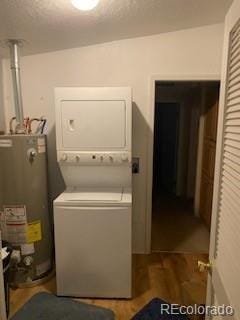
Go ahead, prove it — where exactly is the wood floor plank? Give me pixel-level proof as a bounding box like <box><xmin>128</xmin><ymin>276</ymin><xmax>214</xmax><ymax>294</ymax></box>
<box><xmin>10</xmin><ymin>253</ymin><xmax>208</xmax><ymax>320</ymax></box>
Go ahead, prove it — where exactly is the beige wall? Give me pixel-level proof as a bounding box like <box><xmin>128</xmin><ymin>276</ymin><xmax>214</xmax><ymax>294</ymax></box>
<box><xmin>1</xmin><ymin>23</ymin><xmax>224</xmax><ymax>253</ymax></box>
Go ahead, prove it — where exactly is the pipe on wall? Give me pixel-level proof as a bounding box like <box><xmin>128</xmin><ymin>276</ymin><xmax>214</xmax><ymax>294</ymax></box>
<box><xmin>7</xmin><ymin>40</ymin><xmax>25</xmax><ymax>132</ymax></box>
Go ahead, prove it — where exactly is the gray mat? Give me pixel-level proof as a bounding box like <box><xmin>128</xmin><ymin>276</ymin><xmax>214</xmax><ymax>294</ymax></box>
<box><xmin>11</xmin><ymin>292</ymin><xmax>115</xmax><ymax>320</ymax></box>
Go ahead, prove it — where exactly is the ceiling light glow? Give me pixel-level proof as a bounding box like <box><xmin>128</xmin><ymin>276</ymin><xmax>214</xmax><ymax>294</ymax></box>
<box><xmin>71</xmin><ymin>0</ymin><xmax>99</xmax><ymax>11</ymax></box>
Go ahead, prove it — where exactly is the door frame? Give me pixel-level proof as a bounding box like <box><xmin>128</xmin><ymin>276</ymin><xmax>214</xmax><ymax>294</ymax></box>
<box><xmin>146</xmin><ymin>74</ymin><xmax>221</xmax><ymax>254</ymax></box>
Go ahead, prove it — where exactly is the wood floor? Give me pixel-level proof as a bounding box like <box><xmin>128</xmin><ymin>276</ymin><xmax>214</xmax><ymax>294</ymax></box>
<box><xmin>10</xmin><ymin>253</ymin><xmax>208</xmax><ymax>320</ymax></box>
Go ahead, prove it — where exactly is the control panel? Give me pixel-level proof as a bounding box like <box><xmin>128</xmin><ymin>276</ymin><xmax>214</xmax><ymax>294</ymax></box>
<box><xmin>57</xmin><ymin>152</ymin><xmax>131</xmax><ymax>165</ymax></box>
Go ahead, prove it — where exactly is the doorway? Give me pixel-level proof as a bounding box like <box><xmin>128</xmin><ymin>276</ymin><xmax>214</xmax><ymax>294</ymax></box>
<box><xmin>151</xmin><ymin>81</ymin><xmax>220</xmax><ymax>253</ymax></box>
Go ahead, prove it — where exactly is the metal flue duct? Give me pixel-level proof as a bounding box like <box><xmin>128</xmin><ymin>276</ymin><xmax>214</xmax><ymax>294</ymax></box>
<box><xmin>7</xmin><ymin>40</ymin><xmax>25</xmax><ymax>133</ymax></box>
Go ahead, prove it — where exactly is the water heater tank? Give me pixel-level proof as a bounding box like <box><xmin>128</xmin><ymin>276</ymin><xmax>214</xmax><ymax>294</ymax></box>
<box><xmin>0</xmin><ymin>134</ymin><xmax>52</xmax><ymax>286</ymax></box>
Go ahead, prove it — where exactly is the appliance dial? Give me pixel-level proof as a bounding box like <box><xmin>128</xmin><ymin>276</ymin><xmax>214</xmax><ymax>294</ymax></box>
<box><xmin>76</xmin><ymin>155</ymin><xmax>80</xmax><ymax>162</ymax></box>
<box><xmin>61</xmin><ymin>153</ymin><xmax>68</xmax><ymax>161</ymax></box>
<box><xmin>109</xmin><ymin>156</ymin><xmax>114</xmax><ymax>162</ymax></box>
<box><xmin>121</xmin><ymin>154</ymin><xmax>129</xmax><ymax>162</ymax></box>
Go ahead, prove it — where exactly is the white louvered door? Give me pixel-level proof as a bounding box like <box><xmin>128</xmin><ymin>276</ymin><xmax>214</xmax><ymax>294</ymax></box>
<box><xmin>207</xmin><ymin>0</ymin><xmax>240</xmax><ymax>318</ymax></box>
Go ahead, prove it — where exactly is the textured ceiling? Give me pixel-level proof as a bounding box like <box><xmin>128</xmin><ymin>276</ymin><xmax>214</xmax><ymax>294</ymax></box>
<box><xmin>0</xmin><ymin>0</ymin><xmax>233</xmax><ymax>57</ymax></box>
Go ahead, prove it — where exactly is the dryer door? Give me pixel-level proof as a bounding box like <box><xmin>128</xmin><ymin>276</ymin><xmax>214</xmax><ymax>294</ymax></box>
<box><xmin>61</xmin><ymin>100</ymin><xmax>126</xmax><ymax>150</ymax></box>
<box><xmin>55</xmin><ymin>87</ymin><xmax>132</xmax><ymax>152</ymax></box>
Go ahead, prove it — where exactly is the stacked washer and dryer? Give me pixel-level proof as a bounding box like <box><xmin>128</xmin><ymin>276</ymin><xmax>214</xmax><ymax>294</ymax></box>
<box><xmin>54</xmin><ymin>87</ymin><xmax>132</xmax><ymax>298</ymax></box>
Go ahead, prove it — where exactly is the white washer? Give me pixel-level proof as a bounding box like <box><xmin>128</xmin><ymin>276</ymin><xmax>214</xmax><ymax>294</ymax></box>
<box><xmin>54</xmin><ymin>187</ymin><xmax>132</xmax><ymax>298</ymax></box>
<box><xmin>54</xmin><ymin>87</ymin><xmax>132</xmax><ymax>298</ymax></box>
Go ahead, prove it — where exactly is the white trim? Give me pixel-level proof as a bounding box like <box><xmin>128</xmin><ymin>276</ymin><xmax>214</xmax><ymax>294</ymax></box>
<box><xmin>146</xmin><ymin>74</ymin><xmax>221</xmax><ymax>254</ymax></box>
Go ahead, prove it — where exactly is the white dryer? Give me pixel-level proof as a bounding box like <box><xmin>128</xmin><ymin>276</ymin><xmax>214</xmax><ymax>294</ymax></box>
<box><xmin>54</xmin><ymin>87</ymin><xmax>132</xmax><ymax>298</ymax></box>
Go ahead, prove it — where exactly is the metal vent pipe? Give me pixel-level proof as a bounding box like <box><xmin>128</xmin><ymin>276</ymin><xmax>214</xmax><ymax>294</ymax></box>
<box><xmin>7</xmin><ymin>40</ymin><xmax>25</xmax><ymax>132</ymax></box>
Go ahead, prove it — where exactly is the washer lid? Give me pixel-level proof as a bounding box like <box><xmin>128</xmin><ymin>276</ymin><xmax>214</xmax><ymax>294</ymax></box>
<box><xmin>59</xmin><ymin>187</ymin><xmax>123</xmax><ymax>202</ymax></box>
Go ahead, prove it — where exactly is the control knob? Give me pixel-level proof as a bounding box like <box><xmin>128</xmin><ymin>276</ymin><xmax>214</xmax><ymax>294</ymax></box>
<box><xmin>61</xmin><ymin>153</ymin><xmax>68</xmax><ymax>161</ymax></box>
<box><xmin>121</xmin><ymin>154</ymin><xmax>129</xmax><ymax>162</ymax></box>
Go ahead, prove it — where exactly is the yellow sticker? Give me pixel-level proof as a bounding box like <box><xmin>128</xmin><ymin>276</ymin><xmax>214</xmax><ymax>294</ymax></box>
<box><xmin>27</xmin><ymin>220</ymin><xmax>42</xmax><ymax>243</ymax></box>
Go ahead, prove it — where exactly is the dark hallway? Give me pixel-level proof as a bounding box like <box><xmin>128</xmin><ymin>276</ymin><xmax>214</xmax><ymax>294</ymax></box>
<box><xmin>151</xmin><ymin>81</ymin><xmax>219</xmax><ymax>253</ymax></box>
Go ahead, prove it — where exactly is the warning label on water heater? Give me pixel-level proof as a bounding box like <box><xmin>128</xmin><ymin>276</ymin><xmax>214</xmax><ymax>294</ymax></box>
<box><xmin>27</xmin><ymin>220</ymin><xmax>42</xmax><ymax>243</ymax></box>
<box><xmin>3</xmin><ymin>205</ymin><xmax>28</xmax><ymax>244</ymax></box>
